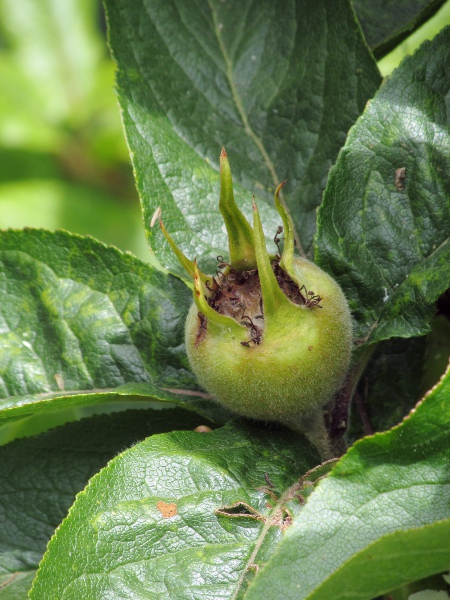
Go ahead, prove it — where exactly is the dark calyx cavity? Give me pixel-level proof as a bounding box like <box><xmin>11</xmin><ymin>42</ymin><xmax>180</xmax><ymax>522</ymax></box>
<box><xmin>196</xmin><ymin>254</ymin><xmax>321</xmax><ymax>346</ymax></box>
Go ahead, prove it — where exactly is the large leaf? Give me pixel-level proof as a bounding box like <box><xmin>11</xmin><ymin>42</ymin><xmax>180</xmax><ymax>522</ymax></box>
<box><xmin>30</xmin><ymin>422</ymin><xmax>318</xmax><ymax>599</ymax></box>
<box><xmin>246</xmin><ymin>365</ymin><xmax>450</xmax><ymax>599</ymax></box>
<box><xmin>0</xmin><ymin>230</ymin><xmax>221</xmax><ymax>440</ymax></box>
<box><xmin>0</xmin><ymin>409</ymin><xmax>211</xmax><ymax>597</ymax></box>
<box><xmin>105</xmin><ymin>0</ymin><xmax>381</xmax><ymax>276</ymax></box>
<box><xmin>316</xmin><ymin>27</ymin><xmax>450</xmax><ymax>344</ymax></box>
<box><xmin>353</xmin><ymin>0</ymin><xmax>447</xmax><ymax>59</ymax></box>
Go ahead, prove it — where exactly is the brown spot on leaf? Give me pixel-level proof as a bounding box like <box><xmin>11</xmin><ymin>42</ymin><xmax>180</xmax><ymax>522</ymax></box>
<box><xmin>395</xmin><ymin>167</ymin><xmax>406</xmax><ymax>191</ymax></box>
<box><xmin>156</xmin><ymin>501</ymin><xmax>177</xmax><ymax>519</ymax></box>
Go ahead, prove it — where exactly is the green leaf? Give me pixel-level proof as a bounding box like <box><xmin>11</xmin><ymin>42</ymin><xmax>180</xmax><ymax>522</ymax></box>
<box><xmin>0</xmin><ymin>410</ymin><xmax>210</xmax><ymax>594</ymax></box>
<box><xmin>0</xmin><ymin>572</ymin><xmax>36</xmax><ymax>600</ymax></box>
<box><xmin>316</xmin><ymin>27</ymin><xmax>450</xmax><ymax>344</ymax></box>
<box><xmin>30</xmin><ymin>422</ymin><xmax>318</xmax><ymax>599</ymax></box>
<box><xmin>246</xmin><ymin>365</ymin><xmax>450</xmax><ymax>599</ymax></box>
<box><xmin>105</xmin><ymin>0</ymin><xmax>381</xmax><ymax>276</ymax></box>
<box><xmin>297</xmin><ymin>520</ymin><xmax>450</xmax><ymax>600</ymax></box>
<box><xmin>0</xmin><ymin>230</ymin><xmax>222</xmax><ymax>440</ymax></box>
<box><xmin>353</xmin><ymin>0</ymin><xmax>447</xmax><ymax>59</ymax></box>
<box><xmin>0</xmin><ymin>383</ymin><xmax>214</xmax><ymax>445</ymax></box>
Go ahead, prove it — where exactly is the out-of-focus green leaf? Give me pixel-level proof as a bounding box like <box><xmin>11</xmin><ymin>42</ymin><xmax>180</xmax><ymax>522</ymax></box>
<box><xmin>0</xmin><ymin>409</ymin><xmax>212</xmax><ymax>595</ymax></box>
<box><xmin>316</xmin><ymin>27</ymin><xmax>450</xmax><ymax>344</ymax></box>
<box><xmin>0</xmin><ymin>0</ymin><xmax>102</xmax><ymax>124</ymax></box>
<box><xmin>0</xmin><ymin>57</ymin><xmax>61</xmax><ymax>152</ymax></box>
<box><xmin>0</xmin><ymin>571</ymin><xmax>35</xmax><ymax>599</ymax></box>
<box><xmin>246</xmin><ymin>366</ymin><xmax>450</xmax><ymax>599</ymax></box>
<box><xmin>0</xmin><ymin>149</ymin><xmax>59</xmax><ymax>183</ymax></box>
<box><xmin>30</xmin><ymin>422</ymin><xmax>318</xmax><ymax>599</ymax></box>
<box><xmin>0</xmin><ymin>230</ymin><xmax>222</xmax><ymax>441</ymax></box>
<box><xmin>353</xmin><ymin>0</ymin><xmax>447</xmax><ymax>59</ymax></box>
<box><xmin>105</xmin><ymin>0</ymin><xmax>381</xmax><ymax>276</ymax></box>
<box><xmin>0</xmin><ymin>179</ymin><xmax>149</xmax><ymax>261</ymax></box>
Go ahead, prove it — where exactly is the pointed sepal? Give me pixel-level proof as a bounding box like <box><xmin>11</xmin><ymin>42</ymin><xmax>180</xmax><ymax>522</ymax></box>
<box><xmin>158</xmin><ymin>212</ymin><xmax>208</xmax><ymax>285</ymax></box>
<box><xmin>219</xmin><ymin>148</ymin><xmax>256</xmax><ymax>271</ymax></box>
<box><xmin>252</xmin><ymin>198</ymin><xmax>294</xmax><ymax>328</ymax></box>
<box><xmin>192</xmin><ymin>260</ymin><xmax>246</xmax><ymax>337</ymax></box>
<box><xmin>273</xmin><ymin>181</ymin><xmax>295</xmax><ymax>274</ymax></box>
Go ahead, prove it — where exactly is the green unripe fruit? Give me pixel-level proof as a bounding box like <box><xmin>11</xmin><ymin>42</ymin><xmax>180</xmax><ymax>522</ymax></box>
<box><xmin>158</xmin><ymin>149</ymin><xmax>352</xmax><ymax>431</ymax></box>
<box><xmin>185</xmin><ymin>256</ymin><xmax>352</xmax><ymax>422</ymax></box>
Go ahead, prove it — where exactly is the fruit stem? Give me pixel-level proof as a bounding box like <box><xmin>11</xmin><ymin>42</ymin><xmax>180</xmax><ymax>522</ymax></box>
<box><xmin>283</xmin><ymin>410</ymin><xmax>333</xmax><ymax>461</ymax></box>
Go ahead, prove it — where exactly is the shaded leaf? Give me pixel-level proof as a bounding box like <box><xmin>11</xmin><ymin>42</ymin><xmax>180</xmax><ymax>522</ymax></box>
<box><xmin>0</xmin><ymin>409</ymin><xmax>210</xmax><ymax>589</ymax></box>
<box><xmin>30</xmin><ymin>422</ymin><xmax>318</xmax><ymax>599</ymax></box>
<box><xmin>349</xmin><ymin>335</ymin><xmax>427</xmax><ymax>442</ymax></box>
<box><xmin>316</xmin><ymin>27</ymin><xmax>450</xmax><ymax>344</ymax></box>
<box><xmin>105</xmin><ymin>0</ymin><xmax>381</xmax><ymax>276</ymax></box>
<box><xmin>246</xmin><ymin>366</ymin><xmax>450</xmax><ymax>599</ymax></box>
<box><xmin>0</xmin><ymin>382</ymin><xmax>221</xmax><ymax>445</ymax></box>
<box><xmin>353</xmin><ymin>0</ymin><xmax>447</xmax><ymax>59</ymax></box>
<box><xmin>0</xmin><ymin>571</ymin><xmax>35</xmax><ymax>600</ymax></box>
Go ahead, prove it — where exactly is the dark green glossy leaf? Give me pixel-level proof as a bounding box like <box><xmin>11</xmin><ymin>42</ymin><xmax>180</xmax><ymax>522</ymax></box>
<box><xmin>0</xmin><ymin>230</ymin><xmax>222</xmax><ymax>440</ymax></box>
<box><xmin>106</xmin><ymin>0</ymin><xmax>381</xmax><ymax>276</ymax></box>
<box><xmin>30</xmin><ymin>422</ymin><xmax>318</xmax><ymax>599</ymax></box>
<box><xmin>316</xmin><ymin>27</ymin><xmax>450</xmax><ymax>344</ymax></box>
<box><xmin>0</xmin><ymin>409</ymin><xmax>210</xmax><ymax>594</ymax></box>
<box><xmin>353</xmin><ymin>0</ymin><xmax>447</xmax><ymax>59</ymax></box>
<box><xmin>246</xmin><ymin>366</ymin><xmax>450</xmax><ymax>599</ymax></box>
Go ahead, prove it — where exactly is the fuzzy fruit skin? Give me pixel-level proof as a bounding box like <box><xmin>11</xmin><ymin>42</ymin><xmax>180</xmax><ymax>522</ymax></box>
<box><xmin>185</xmin><ymin>257</ymin><xmax>353</xmax><ymax>422</ymax></box>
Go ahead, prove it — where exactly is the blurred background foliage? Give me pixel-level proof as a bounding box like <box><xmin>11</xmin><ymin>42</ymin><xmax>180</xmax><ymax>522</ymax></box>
<box><xmin>0</xmin><ymin>0</ymin><xmax>449</xmax><ymax>264</ymax></box>
<box><xmin>0</xmin><ymin>0</ymin><xmax>149</xmax><ymax>261</ymax></box>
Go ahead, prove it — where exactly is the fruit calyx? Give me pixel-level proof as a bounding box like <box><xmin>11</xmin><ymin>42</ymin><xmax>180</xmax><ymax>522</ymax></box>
<box><xmin>158</xmin><ymin>147</ymin><xmax>326</xmax><ymax>349</ymax></box>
